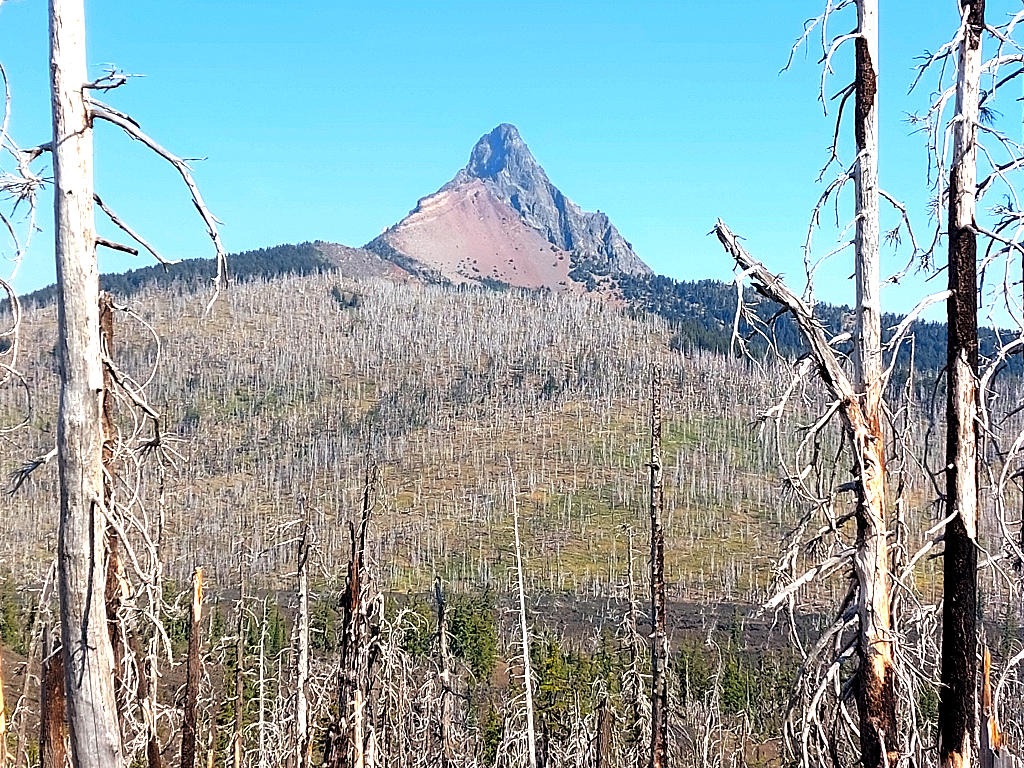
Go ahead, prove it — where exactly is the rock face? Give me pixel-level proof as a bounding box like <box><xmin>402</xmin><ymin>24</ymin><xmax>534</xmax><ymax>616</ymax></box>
<box><xmin>367</xmin><ymin>124</ymin><xmax>651</xmax><ymax>291</ymax></box>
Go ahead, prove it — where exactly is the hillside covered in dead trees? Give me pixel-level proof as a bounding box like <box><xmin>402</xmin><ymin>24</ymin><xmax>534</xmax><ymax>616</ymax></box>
<box><xmin>1</xmin><ymin>268</ymin><xmax>1023</xmax><ymax>767</ymax></box>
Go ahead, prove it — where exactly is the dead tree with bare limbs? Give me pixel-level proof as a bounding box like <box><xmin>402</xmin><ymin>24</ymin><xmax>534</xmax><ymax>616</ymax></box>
<box><xmin>648</xmin><ymin>364</ymin><xmax>669</xmax><ymax>768</ymax></box>
<box><xmin>939</xmin><ymin>5</ymin><xmax>984</xmax><ymax>766</ymax></box>
<box><xmin>324</xmin><ymin>468</ymin><xmax>382</xmax><ymax>768</ymax></box>
<box><xmin>0</xmin><ymin>2</ymin><xmax>228</xmax><ymax>766</ymax></box>
<box><xmin>708</xmin><ymin>3</ymin><xmax>937</xmax><ymax>765</ymax></box>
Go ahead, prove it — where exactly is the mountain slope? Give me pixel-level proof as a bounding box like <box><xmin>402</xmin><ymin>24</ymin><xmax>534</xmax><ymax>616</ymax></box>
<box><xmin>367</xmin><ymin>124</ymin><xmax>651</xmax><ymax>291</ymax></box>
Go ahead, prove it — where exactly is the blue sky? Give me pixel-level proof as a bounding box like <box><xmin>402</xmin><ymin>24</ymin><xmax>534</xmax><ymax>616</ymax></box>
<box><xmin>0</xmin><ymin>1</ymin><xmax>1006</xmax><ymax>314</ymax></box>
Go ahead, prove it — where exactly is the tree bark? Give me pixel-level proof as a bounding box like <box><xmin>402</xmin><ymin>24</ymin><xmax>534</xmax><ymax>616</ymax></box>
<box><xmin>940</xmin><ymin>4</ymin><xmax>984</xmax><ymax>767</ymax></box>
<box><xmin>434</xmin><ymin>577</ymin><xmax>455</xmax><ymax>767</ymax></box>
<box><xmin>0</xmin><ymin>648</ymin><xmax>8</xmax><ymax>767</ymax></box>
<box><xmin>50</xmin><ymin>0</ymin><xmax>125</xmax><ymax>765</ymax></box>
<box><xmin>40</xmin><ymin>625</ymin><xmax>67</xmax><ymax>768</ymax></box>
<box><xmin>232</xmin><ymin>561</ymin><xmax>246</xmax><ymax>768</ymax></box>
<box><xmin>295</xmin><ymin>524</ymin><xmax>310</xmax><ymax>768</ymax></box>
<box><xmin>851</xmin><ymin>4</ymin><xmax>898</xmax><ymax>767</ymax></box>
<box><xmin>181</xmin><ymin>568</ymin><xmax>203</xmax><ymax>768</ymax></box>
<box><xmin>595</xmin><ymin>695</ymin><xmax>612</xmax><ymax>768</ymax></box>
<box><xmin>648</xmin><ymin>365</ymin><xmax>668</xmax><ymax>768</ymax></box>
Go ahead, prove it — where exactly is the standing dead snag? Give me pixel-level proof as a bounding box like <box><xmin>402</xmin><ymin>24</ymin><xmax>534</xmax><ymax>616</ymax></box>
<box><xmin>714</xmin><ymin>220</ymin><xmax>898</xmax><ymax>766</ymax></box>
<box><xmin>232</xmin><ymin>557</ymin><xmax>247</xmax><ymax>768</ymax></box>
<box><xmin>49</xmin><ymin>0</ymin><xmax>125</xmax><ymax>763</ymax></box>
<box><xmin>940</xmin><ymin>3</ymin><xmax>984</xmax><ymax>766</ymax></box>
<box><xmin>434</xmin><ymin>577</ymin><xmax>456</xmax><ymax>767</ymax></box>
<box><xmin>296</xmin><ymin>521</ymin><xmax>311</xmax><ymax>768</ymax></box>
<box><xmin>849</xmin><ymin>4</ymin><xmax>899</xmax><ymax>765</ymax></box>
<box><xmin>181</xmin><ymin>567</ymin><xmax>204</xmax><ymax>768</ymax></box>
<box><xmin>508</xmin><ymin>461</ymin><xmax>538</xmax><ymax>768</ymax></box>
<box><xmin>40</xmin><ymin>625</ymin><xmax>67</xmax><ymax>768</ymax></box>
<box><xmin>648</xmin><ymin>365</ymin><xmax>668</xmax><ymax>768</ymax></box>
<box><xmin>0</xmin><ymin>648</ymin><xmax>7</xmax><ymax>767</ymax></box>
<box><xmin>324</xmin><ymin>467</ymin><xmax>381</xmax><ymax>768</ymax></box>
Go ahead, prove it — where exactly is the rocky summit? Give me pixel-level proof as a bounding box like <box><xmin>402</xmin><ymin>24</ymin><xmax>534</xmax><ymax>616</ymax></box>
<box><xmin>366</xmin><ymin>124</ymin><xmax>651</xmax><ymax>292</ymax></box>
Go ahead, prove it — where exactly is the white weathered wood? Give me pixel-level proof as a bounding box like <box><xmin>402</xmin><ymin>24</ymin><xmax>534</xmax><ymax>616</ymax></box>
<box><xmin>295</xmin><ymin>523</ymin><xmax>310</xmax><ymax>768</ymax></box>
<box><xmin>508</xmin><ymin>462</ymin><xmax>537</xmax><ymax>768</ymax></box>
<box><xmin>49</xmin><ymin>0</ymin><xmax>124</xmax><ymax>765</ymax></box>
<box><xmin>850</xmin><ymin>5</ymin><xmax>898</xmax><ymax>766</ymax></box>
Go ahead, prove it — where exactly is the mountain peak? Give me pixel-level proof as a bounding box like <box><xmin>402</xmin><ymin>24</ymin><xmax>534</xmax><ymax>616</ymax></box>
<box><xmin>367</xmin><ymin>125</ymin><xmax>652</xmax><ymax>289</ymax></box>
<box><xmin>464</xmin><ymin>123</ymin><xmax>537</xmax><ymax>180</ymax></box>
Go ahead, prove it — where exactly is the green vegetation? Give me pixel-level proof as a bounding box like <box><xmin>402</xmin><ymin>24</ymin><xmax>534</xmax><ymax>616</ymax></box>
<box><xmin>449</xmin><ymin>589</ymin><xmax>498</xmax><ymax>681</ymax></box>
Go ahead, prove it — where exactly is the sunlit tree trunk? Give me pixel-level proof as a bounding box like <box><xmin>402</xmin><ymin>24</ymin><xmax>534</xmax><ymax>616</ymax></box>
<box><xmin>50</xmin><ymin>0</ymin><xmax>124</xmax><ymax>764</ymax></box>
<box><xmin>851</xmin><ymin>3</ymin><xmax>898</xmax><ymax>766</ymax></box>
<box><xmin>940</xmin><ymin>3</ymin><xmax>984</xmax><ymax>767</ymax></box>
<box><xmin>648</xmin><ymin>365</ymin><xmax>668</xmax><ymax>768</ymax></box>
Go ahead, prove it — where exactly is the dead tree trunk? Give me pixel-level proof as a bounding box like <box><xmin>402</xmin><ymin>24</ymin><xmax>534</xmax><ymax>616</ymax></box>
<box><xmin>434</xmin><ymin>577</ymin><xmax>455</xmax><ymax>767</ymax></box>
<box><xmin>324</xmin><ymin>468</ymin><xmax>377</xmax><ymax>768</ymax></box>
<box><xmin>851</xmin><ymin>4</ymin><xmax>899</xmax><ymax>766</ymax></box>
<box><xmin>295</xmin><ymin>523</ymin><xmax>310</xmax><ymax>768</ymax></box>
<box><xmin>940</xmin><ymin>3</ymin><xmax>984</xmax><ymax>767</ymax></box>
<box><xmin>979</xmin><ymin>646</ymin><xmax>1006</xmax><ymax>768</ymax></box>
<box><xmin>232</xmin><ymin>559</ymin><xmax>247</xmax><ymax>768</ymax></box>
<box><xmin>40</xmin><ymin>625</ymin><xmax>67</xmax><ymax>768</ymax></box>
<box><xmin>0</xmin><ymin>648</ymin><xmax>8</xmax><ymax>767</ymax></box>
<box><xmin>595</xmin><ymin>695</ymin><xmax>612</xmax><ymax>768</ymax></box>
<box><xmin>509</xmin><ymin>464</ymin><xmax>538</xmax><ymax>768</ymax></box>
<box><xmin>181</xmin><ymin>568</ymin><xmax>204</xmax><ymax>768</ymax></box>
<box><xmin>50</xmin><ymin>0</ymin><xmax>125</xmax><ymax>764</ymax></box>
<box><xmin>99</xmin><ymin>294</ymin><xmax>126</xmax><ymax>695</ymax></box>
<box><xmin>648</xmin><ymin>365</ymin><xmax>668</xmax><ymax>768</ymax></box>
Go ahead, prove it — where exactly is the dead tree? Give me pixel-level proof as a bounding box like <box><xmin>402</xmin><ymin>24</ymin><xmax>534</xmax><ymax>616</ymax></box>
<box><xmin>647</xmin><ymin>365</ymin><xmax>668</xmax><ymax>768</ymax></box>
<box><xmin>508</xmin><ymin>461</ymin><xmax>538</xmax><ymax>768</ymax></box>
<box><xmin>324</xmin><ymin>467</ymin><xmax>381</xmax><ymax>768</ymax></box>
<box><xmin>50</xmin><ymin>0</ymin><xmax>125</xmax><ymax>762</ymax></box>
<box><xmin>296</xmin><ymin>521</ymin><xmax>311</xmax><ymax>768</ymax></box>
<box><xmin>2</xmin><ymin>1</ymin><xmax>231</xmax><ymax>765</ymax></box>
<box><xmin>715</xmin><ymin>221</ymin><xmax>903</xmax><ymax>766</ymax></box>
<box><xmin>595</xmin><ymin>694</ymin><xmax>613</xmax><ymax>768</ymax></box>
<box><xmin>0</xmin><ymin>648</ymin><xmax>8</xmax><ymax>767</ymax></box>
<box><xmin>939</xmin><ymin>3</ymin><xmax>984</xmax><ymax>766</ymax></box>
<box><xmin>39</xmin><ymin>624</ymin><xmax>67</xmax><ymax>768</ymax></box>
<box><xmin>714</xmin><ymin>2</ymin><xmax>907</xmax><ymax>765</ymax></box>
<box><xmin>433</xmin><ymin>576</ymin><xmax>456</xmax><ymax>767</ymax></box>
<box><xmin>181</xmin><ymin>567</ymin><xmax>204</xmax><ymax>768</ymax></box>
<box><xmin>232</xmin><ymin>557</ymin><xmax>247</xmax><ymax>768</ymax></box>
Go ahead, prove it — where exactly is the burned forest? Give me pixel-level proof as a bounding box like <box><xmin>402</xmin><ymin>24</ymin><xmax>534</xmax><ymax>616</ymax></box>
<box><xmin>2</xmin><ymin>1</ymin><xmax>1024</xmax><ymax>767</ymax></box>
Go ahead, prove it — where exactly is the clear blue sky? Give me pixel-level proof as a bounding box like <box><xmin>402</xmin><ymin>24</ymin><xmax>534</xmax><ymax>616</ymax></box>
<box><xmin>0</xmin><ymin>0</ymin><xmax>1001</xmax><ymax>314</ymax></box>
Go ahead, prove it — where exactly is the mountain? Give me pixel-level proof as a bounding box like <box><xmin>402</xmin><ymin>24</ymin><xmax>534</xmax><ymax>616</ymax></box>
<box><xmin>366</xmin><ymin>124</ymin><xmax>652</xmax><ymax>291</ymax></box>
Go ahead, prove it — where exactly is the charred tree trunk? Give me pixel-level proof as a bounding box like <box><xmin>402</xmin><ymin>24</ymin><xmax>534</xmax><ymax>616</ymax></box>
<box><xmin>940</xmin><ymin>4</ymin><xmax>984</xmax><ymax>767</ymax></box>
<box><xmin>181</xmin><ymin>568</ymin><xmax>204</xmax><ymax>768</ymax></box>
<box><xmin>99</xmin><ymin>294</ymin><xmax>126</xmax><ymax>697</ymax></box>
<box><xmin>232</xmin><ymin>560</ymin><xmax>246</xmax><ymax>768</ymax></box>
<box><xmin>434</xmin><ymin>577</ymin><xmax>455</xmax><ymax>767</ymax></box>
<box><xmin>50</xmin><ymin>0</ymin><xmax>125</xmax><ymax>764</ymax></box>
<box><xmin>40</xmin><ymin>625</ymin><xmax>67</xmax><ymax>768</ymax></box>
<box><xmin>851</xmin><ymin>4</ymin><xmax>898</xmax><ymax>767</ymax></box>
<box><xmin>296</xmin><ymin>523</ymin><xmax>310</xmax><ymax>768</ymax></box>
<box><xmin>648</xmin><ymin>365</ymin><xmax>668</xmax><ymax>768</ymax></box>
<box><xmin>324</xmin><ymin>468</ymin><xmax>377</xmax><ymax>768</ymax></box>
